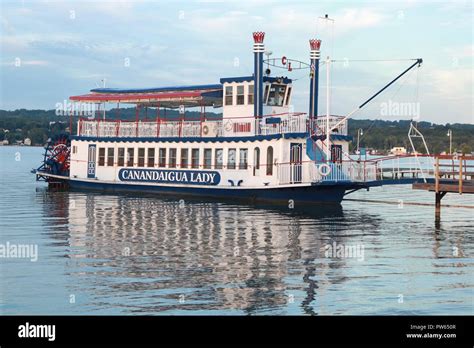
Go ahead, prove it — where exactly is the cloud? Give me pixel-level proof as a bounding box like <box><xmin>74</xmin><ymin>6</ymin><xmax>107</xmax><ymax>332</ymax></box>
<box><xmin>334</xmin><ymin>8</ymin><xmax>386</xmax><ymax>35</ymax></box>
<box><xmin>429</xmin><ymin>68</ymin><xmax>473</xmax><ymax>101</ymax></box>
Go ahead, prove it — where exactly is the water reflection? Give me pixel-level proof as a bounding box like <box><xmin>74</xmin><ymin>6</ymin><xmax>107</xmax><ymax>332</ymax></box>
<box><xmin>38</xmin><ymin>190</ymin><xmax>385</xmax><ymax>314</ymax></box>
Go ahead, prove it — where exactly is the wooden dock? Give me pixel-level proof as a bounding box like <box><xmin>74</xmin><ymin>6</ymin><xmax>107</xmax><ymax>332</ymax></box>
<box><xmin>412</xmin><ymin>155</ymin><xmax>474</xmax><ymax>217</ymax></box>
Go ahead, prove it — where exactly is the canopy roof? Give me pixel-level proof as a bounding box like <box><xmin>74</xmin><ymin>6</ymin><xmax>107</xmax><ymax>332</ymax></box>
<box><xmin>220</xmin><ymin>76</ymin><xmax>292</xmax><ymax>84</ymax></box>
<box><xmin>70</xmin><ymin>84</ymin><xmax>223</xmax><ymax>109</ymax></box>
<box><xmin>69</xmin><ymin>75</ymin><xmax>292</xmax><ymax>109</ymax></box>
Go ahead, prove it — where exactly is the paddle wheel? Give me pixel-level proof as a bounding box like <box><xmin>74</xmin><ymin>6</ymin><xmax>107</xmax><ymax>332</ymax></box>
<box><xmin>33</xmin><ymin>134</ymin><xmax>71</xmax><ymax>187</ymax></box>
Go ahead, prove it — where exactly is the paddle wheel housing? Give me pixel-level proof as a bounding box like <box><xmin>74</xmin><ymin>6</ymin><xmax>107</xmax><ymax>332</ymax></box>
<box><xmin>34</xmin><ymin>134</ymin><xmax>71</xmax><ymax>186</ymax></box>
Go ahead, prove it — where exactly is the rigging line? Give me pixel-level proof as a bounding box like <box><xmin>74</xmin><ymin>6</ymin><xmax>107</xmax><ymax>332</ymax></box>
<box><xmin>290</xmin><ymin>61</ymin><xmax>326</xmax><ymax>81</ymax></box>
<box><xmin>360</xmin><ymin>68</ymin><xmax>415</xmax><ymax>138</ymax></box>
<box><xmin>330</xmin><ymin>59</ymin><xmax>418</xmax><ymax>63</ymax></box>
<box><xmin>358</xmin><ymin>66</ymin><xmax>418</xmax><ymax>142</ymax></box>
<box><xmin>414</xmin><ymin>64</ymin><xmax>421</xmax><ymax>121</ymax></box>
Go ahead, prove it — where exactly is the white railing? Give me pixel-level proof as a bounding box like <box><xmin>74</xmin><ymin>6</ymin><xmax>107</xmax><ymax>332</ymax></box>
<box><xmin>77</xmin><ymin>113</ymin><xmax>312</xmax><ymax>138</ymax></box>
<box><xmin>314</xmin><ymin>116</ymin><xmax>348</xmax><ymax>136</ymax></box>
<box><xmin>118</xmin><ymin>122</ymin><xmax>137</xmax><ymax>137</ymax></box>
<box><xmin>260</xmin><ymin>113</ymin><xmax>309</xmax><ymax>135</ymax></box>
<box><xmin>369</xmin><ymin>155</ymin><xmax>435</xmax><ymax>181</ymax></box>
<box><xmin>277</xmin><ymin>161</ymin><xmax>378</xmax><ymax>185</ymax></box>
<box><xmin>277</xmin><ymin>162</ymin><xmax>320</xmax><ymax>185</ymax></box>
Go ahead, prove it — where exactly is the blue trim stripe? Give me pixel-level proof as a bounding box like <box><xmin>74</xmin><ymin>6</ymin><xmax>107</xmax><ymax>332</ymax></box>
<box><xmin>90</xmin><ymin>84</ymin><xmax>222</xmax><ymax>94</ymax></box>
<box><xmin>220</xmin><ymin>76</ymin><xmax>292</xmax><ymax>84</ymax></box>
<box><xmin>71</xmin><ymin>132</ymin><xmax>309</xmax><ymax>143</ymax></box>
<box><xmin>311</xmin><ymin>134</ymin><xmax>353</xmax><ymax>142</ymax></box>
<box><xmin>331</xmin><ymin>134</ymin><xmax>353</xmax><ymax>141</ymax></box>
<box><xmin>69</xmin><ymin>179</ymin><xmax>346</xmax><ymax>204</ymax></box>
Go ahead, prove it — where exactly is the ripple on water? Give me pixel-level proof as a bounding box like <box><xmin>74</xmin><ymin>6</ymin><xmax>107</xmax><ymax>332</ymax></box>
<box><xmin>0</xmin><ymin>146</ymin><xmax>472</xmax><ymax>315</ymax></box>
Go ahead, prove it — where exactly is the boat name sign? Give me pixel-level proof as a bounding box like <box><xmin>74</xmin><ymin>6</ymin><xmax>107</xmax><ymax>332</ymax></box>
<box><xmin>118</xmin><ymin>169</ymin><xmax>221</xmax><ymax>185</ymax></box>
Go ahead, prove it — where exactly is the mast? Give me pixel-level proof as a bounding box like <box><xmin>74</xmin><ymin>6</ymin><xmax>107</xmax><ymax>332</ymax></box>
<box><xmin>309</xmin><ymin>39</ymin><xmax>321</xmax><ymax>120</ymax></box>
<box><xmin>252</xmin><ymin>32</ymin><xmax>265</xmax><ymax>125</ymax></box>
<box><xmin>326</xmin><ymin>56</ymin><xmax>331</xmax><ymax>161</ymax></box>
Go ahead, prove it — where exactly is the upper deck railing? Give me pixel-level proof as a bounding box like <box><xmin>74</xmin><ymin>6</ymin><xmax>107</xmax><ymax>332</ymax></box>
<box><xmin>76</xmin><ymin>113</ymin><xmax>348</xmax><ymax>138</ymax></box>
<box><xmin>313</xmin><ymin>115</ymin><xmax>348</xmax><ymax>136</ymax></box>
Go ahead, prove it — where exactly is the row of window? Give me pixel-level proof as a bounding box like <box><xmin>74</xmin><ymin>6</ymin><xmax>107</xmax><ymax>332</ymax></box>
<box><xmin>97</xmin><ymin>146</ymin><xmax>274</xmax><ymax>175</ymax></box>
<box><xmin>224</xmin><ymin>84</ymin><xmax>254</xmax><ymax>106</ymax></box>
<box><xmin>224</xmin><ymin>83</ymin><xmax>292</xmax><ymax>107</ymax></box>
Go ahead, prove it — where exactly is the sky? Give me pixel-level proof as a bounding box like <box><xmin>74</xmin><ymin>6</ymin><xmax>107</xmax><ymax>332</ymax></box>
<box><xmin>0</xmin><ymin>0</ymin><xmax>472</xmax><ymax>124</ymax></box>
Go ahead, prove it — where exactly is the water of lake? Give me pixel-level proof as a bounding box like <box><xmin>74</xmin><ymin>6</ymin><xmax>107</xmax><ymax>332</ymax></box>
<box><xmin>0</xmin><ymin>146</ymin><xmax>472</xmax><ymax>315</ymax></box>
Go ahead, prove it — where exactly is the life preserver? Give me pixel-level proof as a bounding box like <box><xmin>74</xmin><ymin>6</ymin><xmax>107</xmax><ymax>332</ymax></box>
<box><xmin>202</xmin><ymin>125</ymin><xmax>209</xmax><ymax>135</ymax></box>
<box><xmin>318</xmin><ymin>163</ymin><xmax>331</xmax><ymax>176</ymax></box>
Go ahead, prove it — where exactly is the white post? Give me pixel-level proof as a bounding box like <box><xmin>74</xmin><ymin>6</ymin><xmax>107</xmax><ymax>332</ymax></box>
<box><xmin>448</xmin><ymin>129</ymin><xmax>452</xmax><ymax>155</ymax></box>
<box><xmin>102</xmin><ymin>78</ymin><xmax>106</xmax><ymax>120</ymax></box>
<box><xmin>326</xmin><ymin>56</ymin><xmax>331</xmax><ymax>162</ymax></box>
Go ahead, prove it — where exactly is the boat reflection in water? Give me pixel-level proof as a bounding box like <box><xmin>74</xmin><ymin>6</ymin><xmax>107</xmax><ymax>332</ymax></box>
<box><xmin>38</xmin><ymin>190</ymin><xmax>383</xmax><ymax>315</ymax></box>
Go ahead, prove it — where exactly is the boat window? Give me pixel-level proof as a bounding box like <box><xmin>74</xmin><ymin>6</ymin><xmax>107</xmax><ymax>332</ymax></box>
<box><xmin>169</xmin><ymin>148</ymin><xmax>177</xmax><ymax>168</ymax></box>
<box><xmin>204</xmin><ymin>149</ymin><xmax>212</xmax><ymax>169</ymax></box>
<box><xmin>180</xmin><ymin>148</ymin><xmax>189</xmax><ymax>168</ymax></box>
<box><xmin>239</xmin><ymin>149</ymin><xmax>248</xmax><ymax>170</ymax></box>
<box><xmin>147</xmin><ymin>148</ymin><xmax>155</xmax><ymax>167</ymax></box>
<box><xmin>98</xmin><ymin>148</ymin><xmax>105</xmax><ymax>166</ymax></box>
<box><xmin>264</xmin><ymin>84</ymin><xmax>270</xmax><ymax>104</ymax></box>
<box><xmin>225</xmin><ymin>86</ymin><xmax>233</xmax><ymax>106</ymax></box>
<box><xmin>191</xmin><ymin>149</ymin><xmax>200</xmax><ymax>169</ymax></box>
<box><xmin>72</xmin><ymin>146</ymin><xmax>77</xmax><ymax>154</ymax></box>
<box><xmin>138</xmin><ymin>148</ymin><xmax>145</xmax><ymax>167</ymax></box>
<box><xmin>215</xmin><ymin>148</ymin><xmax>223</xmax><ymax>169</ymax></box>
<box><xmin>158</xmin><ymin>148</ymin><xmax>166</xmax><ymax>167</ymax></box>
<box><xmin>118</xmin><ymin>148</ymin><xmax>125</xmax><ymax>167</ymax></box>
<box><xmin>236</xmin><ymin>85</ymin><xmax>245</xmax><ymax>105</ymax></box>
<box><xmin>127</xmin><ymin>148</ymin><xmax>134</xmax><ymax>167</ymax></box>
<box><xmin>285</xmin><ymin>86</ymin><xmax>292</xmax><ymax>106</ymax></box>
<box><xmin>228</xmin><ymin>148</ymin><xmax>236</xmax><ymax>169</ymax></box>
<box><xmin>248</xmin><ymin>84</ymin><xmax>254</xmax><ymax>105</ymax></box>
<box><xmin>266</xmin><ymin>146</ymin><xmax>273</xmax><ymax>175</ymax></box>
<box><xmin>107</xmin><ymin>148</ymin><xmax>114</xmax><ymax>166</ymax></box>
<box><xmin>254</xmin><ymin>147</ymin><xmax>260</xmax><ymax>175</ymax></box>
<box><xmin>267</xmin><ymin>84</ymin><xmax>286</xmax><ymax>107</ymax></box>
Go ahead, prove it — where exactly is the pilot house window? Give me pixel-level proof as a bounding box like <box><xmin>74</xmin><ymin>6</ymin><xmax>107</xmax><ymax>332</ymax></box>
<box><xmin>248</xmin><ymin>84</ymin><xmax>254</xmax><ymax>105</ymax></box>
<box><xmin>236</xmin><ymin>85</ymin><xmax>245</xmax><ymax>105</ymax></box>
<box><xmin>285</xmin><ymin>87</ymin><xmax>292</xmax><ymax>106</ymax></box>
<box><xmin>267</xmin><ymin>84</ymin><xmax>286</xmax><ymax>107</ymax></box>
<box><xmin>225</xmin><ymin>86</ymin><xmax>233</xmax><ymax>105</ymax></box>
